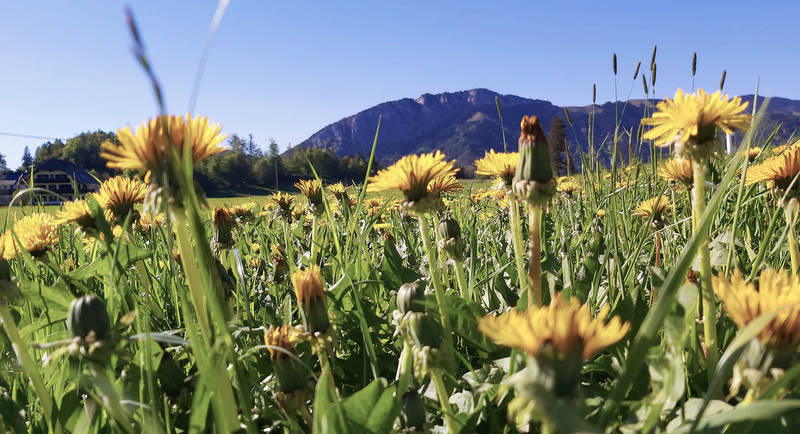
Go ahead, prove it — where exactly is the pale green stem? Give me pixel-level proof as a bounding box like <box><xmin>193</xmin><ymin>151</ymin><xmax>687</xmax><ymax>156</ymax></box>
<box><xmin>417</xmin><ymin>216</ymin><xmax>455</xmax><ymax>358</ymax></box>
<box><xmin>316</xmin><ymin>341</ymin><xmax>337</xmax><ymax>394</ymax></box>
<box><xmin>453</xmin><ymin>260</ymin><xmax>472</xmax><ymax>302</ymax></box>
<box><xmin>0</xmin><ymin>300</ymin><xmax>59</xmax><ymax>433</ymax></box>
<box><xmin>91</xmin><ymin>363</ymin><xmax>133</xmax><ymax>433</ymax></box>
<box><xmin>431</xmin><ymin>368</ymin><xmax>457</xmax><ymax>434</ymax></box>
<box><xmin>509</xmin><ymin>199</ymin><xmax>529</xmax><ymax>295</ymax></box>
<box><xmin>528</xmin><ymin>206</ymin><xmax>543</xmax><ymax>306</ymax></box>
<box><xmin>692</xmin><ymin>161</ymin><xmax>719</xmax><ymax>386</ymax></box>
<box><xmin>396</xmin><ymin>340</ymin><xmax>413</xmax><ymax>397</ymax></box>
<box><xmin>169</xmin><ymin>206</ymin><xmax>211</xmax><ymax>339</ymax></box>
<box><xmin>786</xmin><ymin>206</ymin><xmax>800</xmax><ymax>274</ymax></box>
<box><xmin>434</xmin><ymin>224</ymin><xmax>449</xmax><ymax>288</ymax></box>
<box><xmin>310</xmin><ymin>214</ymin><xmax>319</xmax><ymax>265</ymax></box>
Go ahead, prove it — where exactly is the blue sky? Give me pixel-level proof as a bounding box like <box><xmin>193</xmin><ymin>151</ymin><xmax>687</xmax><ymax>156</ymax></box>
<box><xmin>1</xmin><ymin>1</ymin><xmax>798</xmax><ymax>168</ymax></box>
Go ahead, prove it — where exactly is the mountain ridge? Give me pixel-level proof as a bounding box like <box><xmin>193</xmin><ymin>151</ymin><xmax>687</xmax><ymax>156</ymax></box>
<box><xmin>294</xmin><ymin>88</ymin><xmax>800</xmax><ymax>168</ymax></box>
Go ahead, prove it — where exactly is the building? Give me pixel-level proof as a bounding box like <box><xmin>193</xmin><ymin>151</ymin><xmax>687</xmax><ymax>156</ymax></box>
<box><xmin>17</xmin><ymin>159</ymin><xmax>100</xmax><ymax>204</ymax></box>
<box><xmin>0</xmin><ymin>172</ymin><xmax>20</xmax><ymax>206</ymax></box>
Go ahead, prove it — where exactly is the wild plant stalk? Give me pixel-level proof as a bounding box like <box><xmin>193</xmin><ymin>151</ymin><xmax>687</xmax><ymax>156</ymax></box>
<box><xmin>528</xmin><ymin>206</ymin><xmax>543</xmax><ymax>306</ymax></box>
<box><xmin>417</xmin><ymin>216</ymin><xmax>455</xmax><ymax>355</ymax></box>
<box><xmin>431</xmin><ymin>368</ymin><xmax>457</xmax><ymax>434</ymax></box>
<box><xmin>0</xmin><ymin>299</ymin><xmax>59</xmax><ymax>432</ymax></box>
<box><xmin>691</xmin><ymin>159</ymin><xmax>719</xmax><ymax>383</ymax></box>
<box><xmin>509</xmin><ymin>199</ymin><xmax>529</xmax><ymax>295</ymax></box>
<box><xmin>785</xmin><ymin>202</ymin><xmax>800</xmax><ymax>274</ymax></box>
<box><xmin>453</xmin><ymin>259</ymin><xmax>472</xmax><ymax>302</ymax></box>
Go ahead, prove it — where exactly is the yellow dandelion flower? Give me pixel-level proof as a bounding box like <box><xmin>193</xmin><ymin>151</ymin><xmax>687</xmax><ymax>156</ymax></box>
<box><xmin>138</xmin><ymin>212</ymin><xmax>165</xmax><ymax>231</ymax></box>
<box><xmin>596</xmin><ymin>209</ymin><xmax>607</xmax><ymax>218</ymax></box>
<box><xmin>292</xmin><ymin>265</ymin><xmax>325</xmax><ymax>306</ymax></box>
<box><xmin>740</xmin><ymin>146</ymin><xmax>762</xmax><ymax>162</ymax></box>
<box><xmin>632</xmin><ymin>196</ymin><xmax>672</xmax><ymax>219</ymax></box>
<box><xmin>427</xmin><ymin>175</ymin><xmax>463</xmax><ymax>196</ymax></box>
<box><xmin>713</xmin><ymin>269</ymin><xmax>800</xmax><ymax>350</ymax></box>
<box><xmin>96</xmin><ymin>176</ymin><xmax>147</xmax><ymax>220</ymax></box>
<box><xmin>746</xmin><ymin>146</ymin><xmax>800</xmax><ymax>191</ymax></box>
<box><xmin>101</xmin><ymin>114</ymin><xmax>227</xmax><ymax>173</ymax></box>
<box><xmin>641</xmin><ymin>89</ymin><xmax>751</xmax><ymax>148</ymax></box>
<box><xmin>478</xmin><ymin>293</ymin><xmax>629</xmax><ymax>360</ymax></box>
<box><xmin>658</xmin><ymin>158</ymin><xmax>694</xmax><ymax>188</ymax></box>
<box><xmin>295</xmin><ymin>179</ymin><xmax>323</xmax><ymax>207</ymax></box>
<box><xmin>557</xmin><ymin>179</ymin><xmax>581</xmax><ymax>196</ymax></box>
<box><xmin>328</xmin><ymin>182</ymin><xmax>348</xmax><ymax>199</ymax></box>
<box><xmin>367</xmin><ymin>151</ymin><xmax>458</xmax><ymax>206</ymax></box>
<box><xmin>474</xmin><ymin>150</ymin><xmax>519</xmax><ymax>187</ymax></box>
<box><xmin>2</xmin><ymin>213</ymin><xmax>59</xmax><ymax>259</ymax></box>
<box><xmin>263</xmin><ymin>324</ymin><xmax>301</xmax><ymax>360</ymax></box>
<box><xmin>55</xmin><ymin>197</ymin><xmax>110</xmax><ymax>229</ymax></box>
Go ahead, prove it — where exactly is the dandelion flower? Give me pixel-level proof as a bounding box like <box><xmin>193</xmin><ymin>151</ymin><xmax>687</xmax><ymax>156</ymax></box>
<box><xmin>714</xmin><ymin>269</ymin><xmax>800</xmax><ymax>350</ymax></box>
<box><xmin>633</xmin><ymin>196</ymin><xmax>672</xmax><ymax>220</ymax></box>
<box><xmin>658</xmin><ymin>158</ymin><xmax>694</xmax><ymax>188</ymax></box>
<box><xmin>475</xmin><ymin>150</ymin><xmax>519</xmax><ymax>187</ymax></box>
<box><xmin>56</xmin><ymin>197</ymin><xmax>110</xmax><ymax>230</ymax></box>
<box><xmin>557</xmin><ymin>179</ymin><xmax>581</xmax><ymax>197</ymax></box>
<box><xmin>478</xmin><ymin>293</ymin><xmax>629</xmax><ymax>360</ymax></box>
<box><xmin>427</xmin><ymin>175</ymin><xmax>463</xmax><ymax>197</ymax></box>
<box><xmin>292</xmin><ymin>265</ymin><xmax>329</xmax><ymax>334</ymax></box>
<box><xmin>96</xmin><ymin>176</ymin><xmax>147</xmax><ymax>221</ymax></box>
<box><xmin>641</xmin><ymin>89</ymin><xmax>751</xmax><ymax>156</ymax></box>
<box><xmin>295</xmin><ymin>179</ymin><xmax>323</xmax><ymax>208</ymax></box>
<box><xmin>2</xmin><ymin>213</ymin><xmax>59</xmax><ymax>259</ymax></box>
<box><xmin>368</xmin><ymin>151</ymin><xmax>457</xmax><ymax>211</ymax></box>
<box><xmin>746</xmin><ymin>146</ymin><xmax>800</xmax><ymax>191</ymax></box>
<box><xmin>100</xmin><ymin>114</ymin><xmax>227</xmax><ymax>173</ymax></box>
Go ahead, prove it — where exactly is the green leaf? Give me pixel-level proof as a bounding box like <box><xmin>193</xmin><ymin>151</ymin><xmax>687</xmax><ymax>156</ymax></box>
<box><xmin>313</xmin><ymin>371</ymin><xmax>347</xmax><ymax>434</ymax></box>
<box><xmin>340</xmin><ymin>378</ymin><xmax>399</xmax><ymax>433</ymax></box>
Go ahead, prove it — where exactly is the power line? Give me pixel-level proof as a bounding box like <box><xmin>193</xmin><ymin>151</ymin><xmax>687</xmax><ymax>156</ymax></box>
<box><xmin>0</xmin><ymin>131</ymin><xmax>62</xmax><ymax>141</ymax></box>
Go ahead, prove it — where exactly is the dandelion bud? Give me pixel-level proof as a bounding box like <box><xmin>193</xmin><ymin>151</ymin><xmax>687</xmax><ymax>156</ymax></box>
<box><xmin>401</xmin><ymin>390</ymin><xmax>426</xmax><ymax>430</ymax></box>
<box><xmin>438</xmin><ymin>217</ymin><xmax>466</xmax><ymax>261</ymax></box>
<box><xmin>406</xmin><ymin>312</ymin><xmax>442</xmax><ymax>350</ymax></box>
<box><xmin>292</xmin><ymin>266</ymin><xmax>330</xmax><ymax>335</ymax></box>
<box><xmin>67</xmin><ymin>295</ymin><xmax>110</xmax><ymax>341</ymax></box>
<box><xmin>397</xmin><ymin>281</ymin><xmax>426</xmax><ymax>315</ymax></box>
<box><xmin>514</xmin><ymin>116</ymin><xmax>555</xmax><ymax>206</ymax></box>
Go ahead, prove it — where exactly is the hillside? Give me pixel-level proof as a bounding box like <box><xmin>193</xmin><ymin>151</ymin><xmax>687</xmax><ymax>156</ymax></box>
<box><xmin>295</xmin><ymin>88</ymin><xmax>800</xmax><ymax>167</ymax></box>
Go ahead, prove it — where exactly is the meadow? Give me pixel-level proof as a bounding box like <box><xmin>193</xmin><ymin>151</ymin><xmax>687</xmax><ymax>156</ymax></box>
<box><xmin>4</xmin><ymin>24</ymin><xmax>800</xmax><ymax>433</ymax></box>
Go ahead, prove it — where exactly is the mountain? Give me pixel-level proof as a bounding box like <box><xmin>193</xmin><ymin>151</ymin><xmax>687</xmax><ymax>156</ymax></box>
<box><xmin>295</xmin><ymin>88</ymin><xmax>800</xmax><ymax>168</ymax></box>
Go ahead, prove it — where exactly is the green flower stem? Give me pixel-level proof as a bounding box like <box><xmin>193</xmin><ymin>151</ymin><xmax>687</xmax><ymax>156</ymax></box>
<box><xmin>509</xmin><ymin>198</ymin><xmax>530</xmax><ymax>295</ymax></box>
<box><xmin>310</xmin><ymin>214</ymin><xmax>319</xmax><ymax>265</ymax></box>
<box><xmin>169</xmin><ymin>205</ymin><xmax>211</xmax><ymax>339</ymax></box>
<box><xmin>316</xmin><ymin>340</ymin><xmax>337</xmax><ymax>393</ymax></box>
<box><xmin>528</xmin><ymin>205</ymin><xmax>544</xmax><ymax>306</ymax></box>
<box><xmin>453</xmin><ymin>259</ymin><xmax>472</xmax><ymax>302</ymax></box>
<box><xmin>434</xmin><ymin>226</ymin><xmax>450</xmax><ymax>288</ymax></box>
<box><xmin>0</xmin><ymin>300</ymin><xmax>59</xmax><ymax>433</ymax></box>
<box><xmin>91</xmin><ymin>363</ymin><xmax>133</xmax><ymax>433</ymax></box>
<box><xmin>431</xmin><ymin>368</ymin><xmax>457</xmax><ymax>434</ymax></box>
<box><xmin>396</xmin><ymin>340</ymin><xmax>413</xmax><ymax>397</ymax></box>
<box><xmin>417</xmin><ymin>216</ymin><xmax>455</xmax><ymax>358</ymax></box>
<box><xmin>692</xmin><ymin>160</ymin><xmax>719</xmax><ymax>386</ymax></box>
<box><xmin>785</xmin><ymin>205</ymin><xmax>800</xmax><ymax>274</ymax></box>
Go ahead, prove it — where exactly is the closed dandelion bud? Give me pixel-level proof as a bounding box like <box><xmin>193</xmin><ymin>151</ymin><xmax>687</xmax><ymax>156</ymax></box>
<box><xmin>292</xmin><ymin>266</ymin><xmax>330</xmax><ymax>335</ymax></box>
<box><xmin>401</xmin><ymin>390</ymin><xmax>426</xmax><ymax>430</ymax></box>
<box><xmin>513</xmin><ymin>115</ymin><xmax>555</xmax><ymax>206</ymax></box>
<box><xmin>397</xmin><ymin>281</ymin><xmax>426</xmax><ymax>315</ymax></box>
<box><xmin>437</xmin><ymin>217</ymin><xmax>465</xmax><ymax>261</ymax></box>
<box><xmin>407</xmin><ymin>312</ymin><xmax>442</xmax><ymax>350</ymax></box>
<box><xmin>67</xmin><ymin>295</ymin><xmax>110</xmax><ymax>341</ymax></box>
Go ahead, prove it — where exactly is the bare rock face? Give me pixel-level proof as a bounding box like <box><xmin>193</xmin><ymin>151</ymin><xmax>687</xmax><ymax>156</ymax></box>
<box><xmin>295</xmin><ymin>89</ymin><xmax>800</xmax><ymax>168</ymax></box>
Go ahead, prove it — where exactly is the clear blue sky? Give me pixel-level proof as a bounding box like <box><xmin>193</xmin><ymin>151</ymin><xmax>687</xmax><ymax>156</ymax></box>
<box><xmin>1</xmin><ymin>1</ymin><xmax>798</xmax><ymax>168</ymax></box>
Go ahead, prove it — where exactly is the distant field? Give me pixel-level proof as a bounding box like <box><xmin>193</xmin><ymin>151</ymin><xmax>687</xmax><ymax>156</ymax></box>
<box><xmin>0</xmin><ymin>179</ymin><xmax>494</xmax><ymax>224</ymax></box>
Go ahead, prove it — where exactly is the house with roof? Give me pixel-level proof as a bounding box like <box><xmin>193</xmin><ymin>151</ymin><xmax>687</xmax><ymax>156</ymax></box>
<box><xmin>0</xmin><ymin>172</ymin><xmax>21</xmax><ymax>206</ymax></box>
<box><xmin>16</xmin><ymin>159</ymin><xmax>100</xmax><ymax>204</ymax></box>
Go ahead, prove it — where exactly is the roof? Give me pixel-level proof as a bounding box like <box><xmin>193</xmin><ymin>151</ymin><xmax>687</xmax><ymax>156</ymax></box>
<box><xmin>27</xmin><ymin>159</ymin><xmax>98</xmax><ymax>184</ymax></box>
